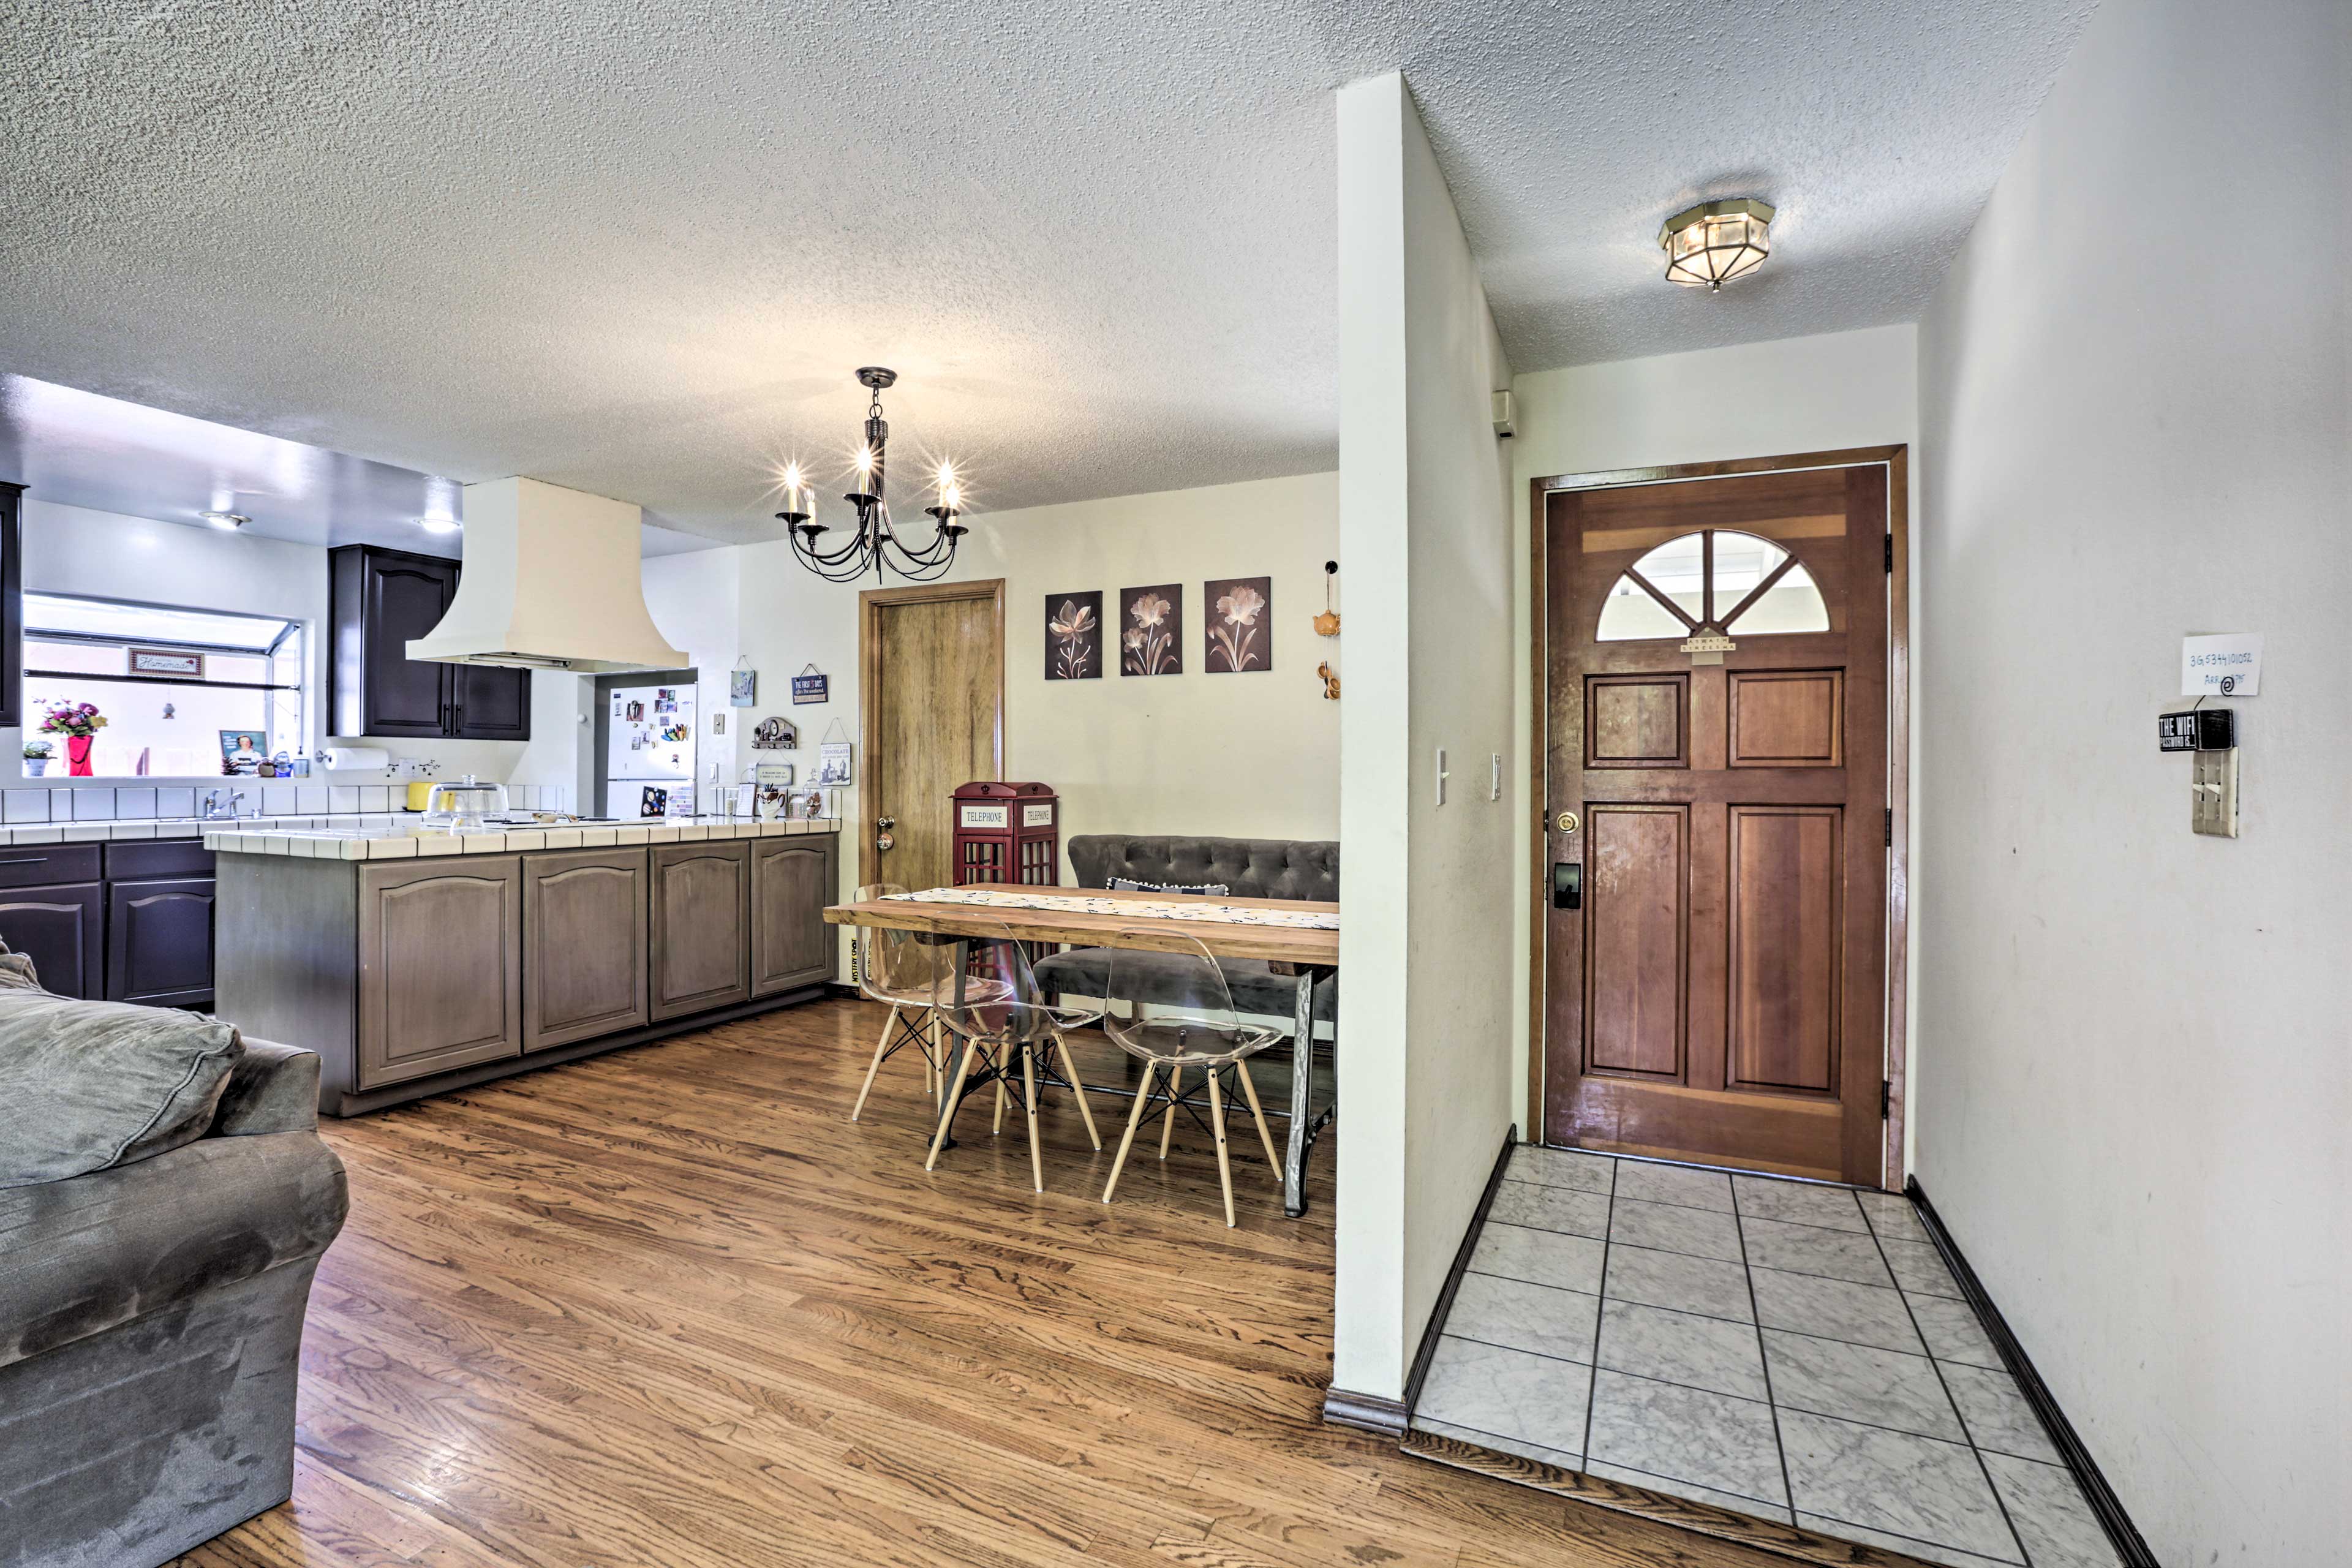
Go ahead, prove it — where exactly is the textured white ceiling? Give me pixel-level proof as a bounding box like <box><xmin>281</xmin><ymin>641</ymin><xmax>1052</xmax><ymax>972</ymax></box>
<box><xmin>0</xmin><ymin>1</ymin><xmax>2092</xmax><ymax>542</ymax></box>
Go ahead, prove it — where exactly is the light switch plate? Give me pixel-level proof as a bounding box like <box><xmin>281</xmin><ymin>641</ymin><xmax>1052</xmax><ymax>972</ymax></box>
<box><xmin>2192</xmin><ymin>747</ymin><xmax>2239</xmax><ymax>837</ymax></box>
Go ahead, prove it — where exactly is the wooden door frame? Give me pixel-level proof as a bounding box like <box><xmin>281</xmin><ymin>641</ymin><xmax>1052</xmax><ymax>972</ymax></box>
<box><xmin>1527</xmin><ymin>446</ymin><xmax>1911</xmax><ymax>1188</ymax></box>
<box><xmin>857</xmin><ymin>578</ymin><xmax>1008</xmax><ymax>890</ymax></box>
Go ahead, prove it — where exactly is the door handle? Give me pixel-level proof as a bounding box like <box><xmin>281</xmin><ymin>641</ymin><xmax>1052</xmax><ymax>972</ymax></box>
<box><xmin>1551</xmin><ymin>862</ymin><xmax>1581</xmax><ymax>911</ymax></box>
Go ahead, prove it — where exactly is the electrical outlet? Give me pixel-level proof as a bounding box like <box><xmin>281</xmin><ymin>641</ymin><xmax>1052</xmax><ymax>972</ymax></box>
<box><xmin>2192</xmin><ymin>748</ymin><xmax>2239</xmax><ymax>837</ymax></box>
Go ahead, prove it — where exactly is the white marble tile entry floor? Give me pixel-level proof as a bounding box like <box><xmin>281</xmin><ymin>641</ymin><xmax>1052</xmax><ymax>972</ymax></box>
<box><xmin>1409</xmin><ymin>1146</ymin><xmax>2123</xmax><ymax>1568</ymax></box>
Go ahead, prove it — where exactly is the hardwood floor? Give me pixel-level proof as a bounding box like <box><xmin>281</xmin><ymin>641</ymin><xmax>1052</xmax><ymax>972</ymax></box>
<box><xmin>178</xmin><ymin>996</ymin><xmax>1810</xmax><ymax>1568</ymax></box>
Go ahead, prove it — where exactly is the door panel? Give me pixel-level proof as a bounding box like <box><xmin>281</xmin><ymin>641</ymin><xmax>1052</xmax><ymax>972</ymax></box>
<box><xmin>650</xmin><ymin>842</ymin><xmax>750</xmax><ymax>1019</ymax></box>
<box><xmin>1728</xmin><ymin>670</ymin><xmax>1844</xmax><ymax>767</ymax></box>
<box><xmin>1586</xmin><ymin>675</ymin><xmax>1687</xmax><ymax>767</ymax></box>
<box><xmin>750</xmin><ymin>839</ymin><xmax>835</xmax><ymax>996</ymax></box>
<box><xmin>1583</xmin><ymin>805</ymin><xmax>1686</xmax><ymax>1078</ymax></box>
<box><xmin>452</xmin><ymin>662</ymin><xmax>532</xmax><ymax>741</ymax></box>
<box><xmin>524</xmin><ymin>848</ymin><xmax>648</xmax><ymax>1049</ymax></box>
<box><xmin>0</xmin><ymin>883</ymin><xmax>102</xmax><ymax>998</ymax></box>
<box><xmin>861</xmin><ymin>582</ymin><xmax>1005</xmax><ymax>892</ymax></box>
<box><xmin>1726</xmin><ymin>807</ymin><xmax>1841</xmax><ymax>1092</ymax></box>
<box><xmin>106</xmin><ymin>876</ymin><xmax>217</xmax><ymax>1007</ymax></box>
<box><xmin>364</xmin><ymin>557</ymin><xmax>455</xmax><ymax>736</ymax></box>
<box><xmin>357</xmin><ymin>860</ymin><xmax>522</xmax><ymax>1087</ymax></box>
<box><xmin>1543</xmin><ymin>462</ymin><xmax>1891</xmax><ymax>1183</ymax></box>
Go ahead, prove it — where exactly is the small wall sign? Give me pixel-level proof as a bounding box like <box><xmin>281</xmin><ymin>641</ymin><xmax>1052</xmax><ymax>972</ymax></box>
<box><xmin>2181</xmin><ymin>633</ymin><xmax>2262</xmax><ymax>697</ymax></box>
<box><xmin>129</xmin><ymin>647</ymin><xmax>204</xmax><ymax>679</ymax></box>
<box><xmin>791</xmin><ymin>666</ymin><xmax>829</xmax><ymax>704</ymax></box>
<box><xmin>750</xmin><ymin>715</ymin><xmax>797</xmax><ymax>750</ymax></box>
<box><xmin>815</xmin><ymin>741</ymin><xmax>853</xmax><ymax>784</ymax></box>
<box><xmin>729</xmin><ymin>666</ymin><xmax>757</xmax><ymax>706</ymax></box>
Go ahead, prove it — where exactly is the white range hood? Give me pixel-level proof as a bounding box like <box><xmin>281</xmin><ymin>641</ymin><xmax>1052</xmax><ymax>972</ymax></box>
<box><xmin>407</xmin><ymin>477</ymin><xmax>687</xmax><ymax>673</ymax></box>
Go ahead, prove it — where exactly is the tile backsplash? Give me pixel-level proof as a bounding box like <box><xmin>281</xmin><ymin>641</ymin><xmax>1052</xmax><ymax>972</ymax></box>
<box><xmin>0</xmin><ymin>782</ymin><xmax>572</xmax><ymax>823</ymax></box>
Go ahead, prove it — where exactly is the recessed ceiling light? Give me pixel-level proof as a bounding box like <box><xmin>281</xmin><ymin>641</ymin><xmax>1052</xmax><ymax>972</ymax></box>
<box><xmin>198</xmin><ymin>510</ymin><xmax>249</xmax><ymax>530</ymax></box>
<box><xmin>417</xmin><ymin>516</ymin><xmax>461</xmax><ymax>534</ymax></box>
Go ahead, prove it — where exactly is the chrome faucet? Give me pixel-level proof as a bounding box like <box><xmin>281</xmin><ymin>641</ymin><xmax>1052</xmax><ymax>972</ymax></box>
<box><xmin>200</xmin><ymin>788</ymin><xmax>247</xmax><ymax>821</ymax></box>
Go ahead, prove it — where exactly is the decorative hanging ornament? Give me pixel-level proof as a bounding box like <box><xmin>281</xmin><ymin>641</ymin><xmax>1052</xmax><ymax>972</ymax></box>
<box><xmin>1313</xmin><ymin>560</ymin><xmax>1340</xmax><ymax>637</ymax></box>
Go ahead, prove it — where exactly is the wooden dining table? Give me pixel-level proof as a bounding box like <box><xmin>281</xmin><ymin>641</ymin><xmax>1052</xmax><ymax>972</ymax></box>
<box><xmin>823</xmin><ymin>882</ymin><xmax>1338</xmax><ymax>1216</ymax></box>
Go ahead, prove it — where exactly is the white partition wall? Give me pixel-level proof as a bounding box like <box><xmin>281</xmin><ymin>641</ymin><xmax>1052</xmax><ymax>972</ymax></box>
<box><xmin>1914</xmin><ymin>0</ymin><xmax>2350</xmax><ymax>1561</ymax></box>
<box><xmin>1330</xmin><ymin>72</ymin><xmax>1516</xmax><ymax>1410</ymax></box>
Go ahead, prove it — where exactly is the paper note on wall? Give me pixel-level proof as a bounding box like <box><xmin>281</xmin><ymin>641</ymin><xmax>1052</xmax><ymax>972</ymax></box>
<box><xmin>2181</xmin><ymin>633</ymin><xmax>2262</xmax><ymax>696</ymax></box>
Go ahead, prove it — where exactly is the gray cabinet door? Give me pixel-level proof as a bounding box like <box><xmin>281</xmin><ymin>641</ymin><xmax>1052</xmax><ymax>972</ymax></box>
<box><xmin>650</xmin><ymin>840</ymin><xmax>750</xmax><ymax>1020</ymax></box>
<box><xmin>358</xmin><ymin>858</ymin><xmax>522</xmax><ymax>1088</ymax></box>
<box><xmin>750</xmin><ymin>837</ymin><xmax>837</xmax><ymax>997</ymax></box>
<box><xmin>523</xmin><ymin>847</ymin><xmax>649</xmax><ymax>1050</ymax></box>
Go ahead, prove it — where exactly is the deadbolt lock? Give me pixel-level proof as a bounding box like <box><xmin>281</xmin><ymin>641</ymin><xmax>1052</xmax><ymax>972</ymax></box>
<box><xmin>1556</xmin><ymin>812</ymin><xmax>1579</xmax><ymax>834</ymax></box>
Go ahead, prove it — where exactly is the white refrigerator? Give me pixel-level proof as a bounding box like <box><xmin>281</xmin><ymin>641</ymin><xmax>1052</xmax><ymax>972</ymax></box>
<box><xmin>606</xmin><ymin>682</ymin><xmax>696</xmax><ymax>817</ymax></box>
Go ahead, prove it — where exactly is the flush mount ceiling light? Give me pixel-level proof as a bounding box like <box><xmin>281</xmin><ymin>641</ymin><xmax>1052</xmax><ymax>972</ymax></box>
<box><xmin>775</xmin><ymin>368</ymin><xmax>968</xmax><ymax>584</ymax></box>
<box><xmin>1659</xmin><ymin>198</ymin><xmax>1776</xmax><ymax>291</ymax></box>
<box><xmin>416</xmin><ymin>515</ymin><xmax>461</xmax><ymax>535</ymax></box>
<box><xmin>198</xmin><ymin>509</ymin><xmax>249</xmax><ymax>530</ymax></box>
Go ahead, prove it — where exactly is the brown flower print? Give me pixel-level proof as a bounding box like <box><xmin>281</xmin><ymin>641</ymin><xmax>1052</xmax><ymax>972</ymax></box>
<box><xmin>1123</xmin><ymin>590</ymin><xmax>1177</xmax><ymax>674</ymax></box>
<box><xmin>1210</xmin><ymin>579</ymin><xmax>1267</xmax><ymax>671</ymax></box>
<box><xmin>1050</xmin><ymin>597</ymin><xmax>1098</xmax><ymax>679</ymax></box>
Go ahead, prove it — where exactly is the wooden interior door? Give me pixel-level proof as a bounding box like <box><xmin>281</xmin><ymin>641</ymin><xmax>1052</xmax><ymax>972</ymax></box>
<box><xmin>860</xmin><ymin>581</ymin><xmax>1006</xmax><ymax>891</ymax></box>
<box><xmin>1542</xmin><ymin>464</ymin><xmax>1891</xmax><ymax>1183</ymax></box>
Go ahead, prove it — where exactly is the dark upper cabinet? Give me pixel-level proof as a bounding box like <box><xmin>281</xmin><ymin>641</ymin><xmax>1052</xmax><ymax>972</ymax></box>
<box><xmin>1</xmin><ymin>480</ymin><xmax>22</xmax><ymax>729</ymax></box>
<box><xmin>329</xmin><ymin>545</ymin><xmax>530</xmax><ymax>741</ymax></box>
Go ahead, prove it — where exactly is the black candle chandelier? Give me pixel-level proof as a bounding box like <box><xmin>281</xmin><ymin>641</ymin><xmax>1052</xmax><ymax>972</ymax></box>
<box><xmin>777</xmin><ymin>367</ymin><xmax>967</xmax><ymax>582</ymax></box>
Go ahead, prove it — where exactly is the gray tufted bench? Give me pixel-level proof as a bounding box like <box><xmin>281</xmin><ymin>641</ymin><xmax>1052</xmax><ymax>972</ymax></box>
<box><xmin>1032</xmin><ymin>834</ymin><xmax>1339</xmax><ymax>1216</ymax></box>
<box><xmin>1032</xmin><ymin>834</ymin><xmax>1339</xmax><ymax>1028</ymax></box>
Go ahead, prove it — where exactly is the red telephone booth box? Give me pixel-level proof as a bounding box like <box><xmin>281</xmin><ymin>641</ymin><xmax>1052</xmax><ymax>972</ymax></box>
<box><xmin>952</xmin><ymin>781</ymin><xmax>1060</xmax><ymax>887</ymax></box>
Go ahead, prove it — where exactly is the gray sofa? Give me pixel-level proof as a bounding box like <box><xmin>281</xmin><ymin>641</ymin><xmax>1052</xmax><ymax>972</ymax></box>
<box><xmin>1</xmin><ymin>1036</ymin><xmax>349</xmax><ymax>1568</ymax></box>
<box><xmin>1034</xmin><ymin>834</ymin><xmax>1338</xmax><ymax>1025</ymax></box>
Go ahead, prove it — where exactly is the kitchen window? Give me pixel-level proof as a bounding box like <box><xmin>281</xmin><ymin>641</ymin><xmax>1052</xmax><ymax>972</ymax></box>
<box><xmin>21</xmin><ymin>594</ymin><xmax>305</xmax><ymax>778</ymax></box>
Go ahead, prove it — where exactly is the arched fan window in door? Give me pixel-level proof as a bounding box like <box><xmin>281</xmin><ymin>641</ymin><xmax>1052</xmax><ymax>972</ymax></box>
<box><xmin>1596</xmin><ymin>529</ymin><xmax>1831</xmax><ymax>642</ymax></box>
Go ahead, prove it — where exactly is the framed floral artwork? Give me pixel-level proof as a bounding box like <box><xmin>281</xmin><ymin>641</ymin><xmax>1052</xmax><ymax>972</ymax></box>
<box><xmin>1046</xmin><ymin>592</ymin><xmax>1102</xmax><ymax>680</ymax></box>
<box><xmin>1118</xmin><ymin>584</ymin><xmax>1183</xmax><ymax>676</ymax></box>
<box><xmin>1204</xmin><ymin>576</ymin><xmax>1272</xmax><ymax>673</ymax></box>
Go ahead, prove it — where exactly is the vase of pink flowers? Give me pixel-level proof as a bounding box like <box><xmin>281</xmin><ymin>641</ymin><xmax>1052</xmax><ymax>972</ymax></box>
<box><xmin>40</xmin><ymin>701</ymin><xmax>108</xmax><ymax>777</ymax></box>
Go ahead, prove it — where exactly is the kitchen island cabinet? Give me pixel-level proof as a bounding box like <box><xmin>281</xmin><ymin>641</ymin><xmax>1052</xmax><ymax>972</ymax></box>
<box><xmin>213</xmin><ymin>821</ymin><xmax>840</xmax><ymax>1115</ymax></box>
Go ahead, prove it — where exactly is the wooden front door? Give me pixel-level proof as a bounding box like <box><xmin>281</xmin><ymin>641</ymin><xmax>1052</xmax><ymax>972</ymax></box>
<box><xmin>859</xmin><ymin>581</ymin><xmax>1006</xmax><ymax>892</ymax></box>
<box><xmin>1542</xmin><ymin>462</ymin><xmax>1893</xmax><ymax>1183</ymax></box>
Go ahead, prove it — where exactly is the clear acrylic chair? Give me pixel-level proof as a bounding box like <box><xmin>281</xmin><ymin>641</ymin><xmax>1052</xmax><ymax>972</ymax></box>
<box><xmin>922</xmin><ymin>920</ymin><xmax>1103</xmax><ymax>1191</ymax></box>
<box><xmin>1097</xmin><ymin>930</ymin><xmax>1285</xmax><ymax>1227</ymax></box>
<box><xmin>849</xmin><ymin>883</ymin><xmax>962</xmax><ymax>1121</ymax></box>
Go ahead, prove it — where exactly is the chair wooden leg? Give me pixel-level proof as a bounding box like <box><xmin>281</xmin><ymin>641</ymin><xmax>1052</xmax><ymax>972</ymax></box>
<box><xmin>1206</xmin><ymin>1067</ymin><xmax>1237</xmax><ymax>1228</ymax></box>
<box><xmin>1234</xmin><ymin>1058</ymin><xmax>1282</xmax><ymax>1179</ymax></box>
<box><xmin>1020</xmin><ymin>1044</ymin><xmax>1044</xmax><ymax>1193</ymax></box>
<box><xmin>849</xmin><ymin>1001</ymin><xmax>899</xmax><ymax>1122</ymax></box>
<box><xmin>1102</xmin><ymin>1061</ymin><xmax>1159</xmax><ymax>1204</ymax></box>
<box><xmin>993</xmin><ymin>1072</ymin><xmax>1007</xmax><ymax>1136</ymax></box>
<box><xmin>1053</xmin><ymin>1030</ymin><xmax>1102</xmax><ymax>1151</ymax></box>
<box><xmin>926</xmin><ymin>1035</ymin><xmax>979</xmax><ymax>1171</ymax></box>
<box><xmin>927</xmin><ymin>1012</ymin><xmax>943</xmax><ymax>1106</ymax></box>
<box><xmin>1159</xmin><ymin>1066</ymin><xmax>1182</xmax><ymax>1159</ymax></box>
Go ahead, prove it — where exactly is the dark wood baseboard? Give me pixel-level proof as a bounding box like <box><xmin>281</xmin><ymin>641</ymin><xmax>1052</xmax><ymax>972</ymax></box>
<box><xmin>1321</xmin><ymin>1388</ymin><xmax>1408</xmax><ymax>1438</ymax></box>
<box><xmin>1905</xmin><ymin>1179</ymin><xmax>2158</xmax><ymax>1568</ymax></box>
<box><xmin>1403</xmin><ymin>1430</ymin><xmax>1942</xmax><ymax>1567</ymax></box>
<box><xmin>328</xmin><ymin>984</ymin><xmax>831</xmax><ymax>1115</ymax></box>
<box><xmin>1404</xmin><ymin>1123</ymin><xmax>1517</xmax><ymax>1412</ymax></box>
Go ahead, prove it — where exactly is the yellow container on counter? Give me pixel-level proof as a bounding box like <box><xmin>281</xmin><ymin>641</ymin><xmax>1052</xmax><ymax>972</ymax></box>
<box><xmin>405</xmin><ymin>780</ymin><xmax>438</xmax><ymax>812</ymax></box>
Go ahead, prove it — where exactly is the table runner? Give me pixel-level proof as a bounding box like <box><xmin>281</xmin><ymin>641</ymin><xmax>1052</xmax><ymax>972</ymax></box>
<box><xmin>882</xmin><ymin>887</ymin><xmax>1338</xmax><ymax>932</ymax></box>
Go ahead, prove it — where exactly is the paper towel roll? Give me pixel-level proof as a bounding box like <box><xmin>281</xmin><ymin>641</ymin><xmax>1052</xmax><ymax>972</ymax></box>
<box><xmin>320</xmin><ymin>747</ymin><xmax>391</xmax><ymax>772</ymax></box>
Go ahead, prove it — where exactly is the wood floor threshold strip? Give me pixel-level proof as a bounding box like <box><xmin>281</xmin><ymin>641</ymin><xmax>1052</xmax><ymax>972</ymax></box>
<box><xmin>1398</xmin><ymin>1428</ymin><xmax>1945</xmax><ymax>1568</ymax></box>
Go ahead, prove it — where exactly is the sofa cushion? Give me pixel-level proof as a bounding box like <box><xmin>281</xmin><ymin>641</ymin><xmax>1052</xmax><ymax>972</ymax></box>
<box><xmin>0</xmin><ymin>993</ymin><xmax>243</xmax><ymax>1189</ymax></box>
<box><xmin>1035</xmin><ymin>946</ymin><xmax>1337</xmax><ymax>1023</ymax></box>
<box><xmin>1070</xmin><ymin>835</ymin><xmax>1338</xmax><ymax>902</ymax></box>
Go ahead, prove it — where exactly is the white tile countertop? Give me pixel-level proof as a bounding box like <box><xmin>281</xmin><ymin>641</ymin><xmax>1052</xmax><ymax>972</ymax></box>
<box><xmin>203</xmin><ymin>815</ymin><xmax>841</xmax><ymax>859</ymax></box>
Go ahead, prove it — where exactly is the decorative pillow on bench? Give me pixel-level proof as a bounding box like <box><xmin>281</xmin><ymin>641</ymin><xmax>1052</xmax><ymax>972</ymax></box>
<box><xmin>0</xmin><ymin>978</ymin><xmax>244</xmax><ymax>1189</ymax></box>
<box><xmin>1107</xmin><ymin>876</ymin><xmax>1232</xmax><ymax>897</ymax></box>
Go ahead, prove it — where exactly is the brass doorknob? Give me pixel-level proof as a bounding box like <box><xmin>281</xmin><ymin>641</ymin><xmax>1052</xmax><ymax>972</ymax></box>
<box><xmin>875</xmin><ymin>832</ymin><xmax>895</xmax><ymax>852</ymax></box>
<box><xmin>1556</xmin><ymin>812</ymin><xmax>1579</xmax><ymax>834</ymax></box>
